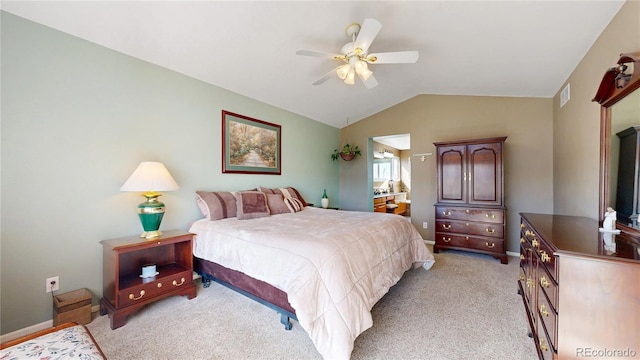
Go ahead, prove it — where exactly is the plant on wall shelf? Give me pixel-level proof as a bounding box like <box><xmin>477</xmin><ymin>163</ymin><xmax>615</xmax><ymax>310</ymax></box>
<box><xmin>331</xmin><ymin>144</ymin><xmax>362</xmax><ymax>161</ymax></box>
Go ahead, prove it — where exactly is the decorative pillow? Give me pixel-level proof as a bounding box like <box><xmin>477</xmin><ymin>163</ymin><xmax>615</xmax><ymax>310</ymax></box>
<box><xmin>284</xmin><ymin>197</ymin><xmax>304</xmax><ymax>213</ymax></box>
<box><xmin>266</xmin><ymin>193</ymin><xmax>290</xmax><ymax>215</ymax></box>
<box><xmin>279</xmin><ymin>187</ymin><xmax>308</xmax><ymax>206</ymax></box>
<box><xmin>236</xmin><ymin>191</ymin><xmax>271</xmax><ymax>220</ymax></box>
<box><xmin>259</xmin><ymin>186</ymin><xmax>277</xmax><ymax>194</ymax></box>
<box><xmin>195</xmin><ymin>191</ymin><xmax>237</xmax><ymax>220</ymax></box>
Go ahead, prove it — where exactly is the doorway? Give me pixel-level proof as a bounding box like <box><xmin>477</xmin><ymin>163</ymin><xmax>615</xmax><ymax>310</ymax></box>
<box><xmin>371</xmin><ymin>134</ymin><xmax>411</xmax><ymax>217</ymax></box>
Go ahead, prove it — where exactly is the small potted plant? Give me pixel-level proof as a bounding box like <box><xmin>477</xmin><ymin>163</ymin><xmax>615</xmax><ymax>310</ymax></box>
<box><xmin>331</xmin><ymin>144</ymin><xmax>362</xmax><ymax>161</ymax></box>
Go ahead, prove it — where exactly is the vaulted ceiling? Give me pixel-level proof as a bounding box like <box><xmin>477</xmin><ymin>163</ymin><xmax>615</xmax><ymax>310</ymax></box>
<box><xmin>1</xmin><ymin>1</ymin><xmax>625</xmax><ymax>128</ymax></box>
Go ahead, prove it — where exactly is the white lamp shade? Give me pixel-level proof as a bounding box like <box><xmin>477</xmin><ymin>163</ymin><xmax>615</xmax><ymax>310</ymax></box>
<box><xmin>120</xmin><ymin>162</ymin><xmax>179</xmax><ymax>192</ymax></box>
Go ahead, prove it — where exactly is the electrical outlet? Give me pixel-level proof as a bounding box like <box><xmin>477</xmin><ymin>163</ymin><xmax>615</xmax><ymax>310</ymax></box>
<box><xmin>46</xmin><ymin>276</ymin><xmax>59</xmax><ymax>293</ymax></box>
<box><xmin>422</xmin><ymin>221</ymin><xmax>428</xmax><ymax>229</ymax></box>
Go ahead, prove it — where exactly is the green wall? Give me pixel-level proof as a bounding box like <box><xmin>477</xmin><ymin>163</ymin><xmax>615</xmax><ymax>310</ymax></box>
<box><xmin>1</xmin><ymin>12</ymin><xmax>339</xmax><ymax>334</ymax></box>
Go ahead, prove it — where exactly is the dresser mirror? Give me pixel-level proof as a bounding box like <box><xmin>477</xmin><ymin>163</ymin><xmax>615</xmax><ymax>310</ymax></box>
<box><xmin>593</xmin><ymin>52</ymin><xmax>640</xmax><ymax>234</ymax></box>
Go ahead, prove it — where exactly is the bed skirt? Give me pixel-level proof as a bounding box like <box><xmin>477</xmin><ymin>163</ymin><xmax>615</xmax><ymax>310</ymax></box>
<box><xmin>193</xmin><ymin>256</ymin><xmax>297</xmax><ymax>329</ymax></box>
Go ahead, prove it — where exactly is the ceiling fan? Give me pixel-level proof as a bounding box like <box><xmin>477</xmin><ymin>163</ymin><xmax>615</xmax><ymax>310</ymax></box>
<box><xmin>296</xmin><ymin>18</ymin><xmax>419</xmax><ymax>89</ymax></box>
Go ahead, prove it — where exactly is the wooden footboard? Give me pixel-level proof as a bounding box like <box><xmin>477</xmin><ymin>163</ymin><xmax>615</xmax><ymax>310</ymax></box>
<box><xmin>193</xmin><ymin>256</ymin><xmax>297</xmax><ymax>330</ymax></box>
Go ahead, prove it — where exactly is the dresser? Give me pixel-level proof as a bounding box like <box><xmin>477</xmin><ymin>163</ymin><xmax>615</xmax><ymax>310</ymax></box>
<box><xmin>434</xmin><ymin>137</ymin><xmax>507</xmax><ymax>264</ymax></box>
<box><xmin>519</xmin><ymin>213</ymin><xmax>640</xmax><ymax>360</ymax></box>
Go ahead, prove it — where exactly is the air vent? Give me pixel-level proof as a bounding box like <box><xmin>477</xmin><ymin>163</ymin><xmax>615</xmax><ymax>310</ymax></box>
<box><xmin>560</xmin><ymin>83</ymin><xmax>570</xmax><ymax>108</ymax></box>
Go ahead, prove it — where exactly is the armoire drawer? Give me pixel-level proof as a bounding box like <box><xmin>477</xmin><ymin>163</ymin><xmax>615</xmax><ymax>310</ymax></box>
<box><xmin>436</xmin><ymin>206</ymin><xmax>504</xmax><ymax>224</ymax></box>
<box><xmin>436</xmin><ymin>219</ymin><xmax>504</xmax><ymax>238</ymax></box>
<box><xmin>435</xmin><ymin>232</ymin><xmax>505</xmax><ymax>253</ymax></box>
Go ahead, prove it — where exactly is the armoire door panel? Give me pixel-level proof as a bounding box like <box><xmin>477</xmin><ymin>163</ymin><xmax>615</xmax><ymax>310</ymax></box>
<box><xmin>468</xmin><ymin>143</ymin><xmax>503</xmax><ymax>206</ymax></box>
<box><xmin>437</xmin><ymin>145</ymin><xmax>467</xmax><ymax>203</ymax></box>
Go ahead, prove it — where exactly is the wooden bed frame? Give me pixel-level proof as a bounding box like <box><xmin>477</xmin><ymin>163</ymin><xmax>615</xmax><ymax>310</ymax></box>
<box><xmin>194</xmin><ymin>256</ymin><xmax>298</xmax><ymax>330</ymax></box>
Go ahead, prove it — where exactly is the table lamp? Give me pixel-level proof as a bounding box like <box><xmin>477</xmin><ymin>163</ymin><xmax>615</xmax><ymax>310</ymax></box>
<box><xmin>120</xmin><ymin>161</ymin><xmax>179</xmax><ymax>239</ymax></box>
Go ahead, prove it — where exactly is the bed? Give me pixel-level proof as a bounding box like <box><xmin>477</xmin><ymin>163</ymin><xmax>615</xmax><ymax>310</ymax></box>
<box><xmin>0</xmin><ymin>322</ymin><xmax>106</xmax><ymax>360</ymax></box>
<box><xmin>190</xmin><ymin>188</ymin><xmax>435</xmax><ymax>359</ymax></box>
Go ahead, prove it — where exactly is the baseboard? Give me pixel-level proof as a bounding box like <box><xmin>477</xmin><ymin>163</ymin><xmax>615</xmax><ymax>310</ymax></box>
<box><xmin>0</xmin><ymin>320</ymin><xmax>52</xmax><ymax>343</ymax></box>
<box><xmin>1</xmin><ymin>305</ymin><xmax>102</xmax><ymax>343</ymax></box>
<box><xmin>506</xmin><ymin>250</ymin><xmax>519</xmax><ymax>257</ymax></box>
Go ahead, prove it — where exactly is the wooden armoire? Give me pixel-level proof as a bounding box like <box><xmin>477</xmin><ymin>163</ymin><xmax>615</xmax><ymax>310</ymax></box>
<box><xmin>616</xmin><ymin>126</ymin><xmax>640</xmax><ymax>228</ymax></box>
<box><xmin>434</xmin><ymin>136</ymin><xmax>507</xmax><ymax>264</ymax></box>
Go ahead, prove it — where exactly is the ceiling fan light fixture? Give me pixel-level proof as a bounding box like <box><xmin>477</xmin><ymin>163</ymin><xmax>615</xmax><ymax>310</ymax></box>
<box><xmin>344</xmin><ymin>69</ymin><xmax>355</xmax><ymax>85</ymax></box>
<box><xmin>355</xmin><ymin>60</ymin><xmax>373</xmax><ymax>81</ymax></box>
<box><xmin>336</xmin><ymin>64</ymin><xmax>351</xmax><ymax>80</ymax></box>
<box><xmin>355</xmin><ymin>60</ymin><xmax>368</xmax><ymax>73</ymax></box>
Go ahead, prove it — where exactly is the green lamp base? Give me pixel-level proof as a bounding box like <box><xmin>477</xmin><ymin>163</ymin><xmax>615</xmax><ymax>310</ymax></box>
<box><xmin>137</xmin><ymin>192</ymin><xmax>165</xmax><ymax>239</ymax></box>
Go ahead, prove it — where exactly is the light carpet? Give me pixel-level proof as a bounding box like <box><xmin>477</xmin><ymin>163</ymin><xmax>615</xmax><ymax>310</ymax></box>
<box><xmin>86</xmin><ymin>250</ymin><xmax>538</xmax><ymax>360</ymax></box>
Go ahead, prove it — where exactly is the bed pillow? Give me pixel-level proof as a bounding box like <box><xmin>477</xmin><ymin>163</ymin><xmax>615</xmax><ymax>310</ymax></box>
<box><xmin>284</xmin><ymin>197</ymin><xmax>304</xmax><ymax>213</ymax></box>
<box><xmin>195</xmin><ymin>191</ymin><xmax>237</xmax><ymax>220</ymax></box>
<box><xmin>236</xmin><ymin>191</ymin><xmax>271</xmax><ymax>220</ymax></box>
<box><xmin>280</xmin><ymin>187</ymin><xmax>308</xmax><ymax>207</ymax></box>
<box><xmin>259</xmin><ymin>186</ymin><xmax>277</xmax><ymax>194</ymax></box>
<box><xmin>266</xmin><ymin>193</ymin><xmax>290</xmax><ymax>215</ymax></box>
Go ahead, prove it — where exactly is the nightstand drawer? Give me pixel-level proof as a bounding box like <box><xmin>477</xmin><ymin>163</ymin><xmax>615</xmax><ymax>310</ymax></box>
<box><xmin>435</xmin><ymin>220</ymin><xmax>504</xmax><ymax>238</ymax></box>
<box><xmin>117</xmin><ymin>270</ymin><xmax>192</xmax><ymax>308</ymax></box>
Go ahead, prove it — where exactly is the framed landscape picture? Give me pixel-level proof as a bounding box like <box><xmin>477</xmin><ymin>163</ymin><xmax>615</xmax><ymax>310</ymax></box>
<box><xmin>222</xmin><ymin>110</ymin><xmax>281</xmax><ymax>175</ymax></box>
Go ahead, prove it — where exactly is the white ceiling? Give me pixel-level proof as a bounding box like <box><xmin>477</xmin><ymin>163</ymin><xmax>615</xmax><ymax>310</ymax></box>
<box><xmin>1</xmin><ymin>1</ymin><xmax>625</xmax><ymax>129</ymax></box>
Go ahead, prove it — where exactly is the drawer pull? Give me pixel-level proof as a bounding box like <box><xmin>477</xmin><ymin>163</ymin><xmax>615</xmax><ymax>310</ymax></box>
<box><xmin>520</xmin><ymin>223</ymin><xmax>525</xmax><ymax>230</ymax></box>
<box><xmin>485</xmin><ymin>242</ymin><xmax>495</xmax><ymax>248</ymax></box>
<box><xmin>157</xmin><ymin>283</ymin><xmax>162</xmax><ymax>288</ymax></box>
<box><xmin>485</xmin><ymin>213</ymin><xmax>495</xmax><ymax>219</ymax></box>
<box><xmin>520</xmin><ymin>237</ymin><xmax>525</xmax><ymax>244</ymax></box>
<box><xmin>532</xmin><ymin>239</ymin><xmax>539</xmax><ymax>248</ymax></box>
<box><xmin>172</xmin><ymin>278</ymin><xmax>186</xmax><ymax>286</ymax></box>
<box><xmin>442</xmin><ymin>224</ymin><xmax>451</xmax><ymax>230</ymax></box>
<box><xmin>129</xmin><ymin>290</ymin><xmax>145</xmax><ymax>301</ymax></box>
<box><xmin>442</xmin><ymin>237</ymin><xmax>451</xmax><ymax>242</ymax></box>
<box><xmin>540</xmin><ymin>251</ymin><xmax>551</xmax><ymax>263</ymax></box>
<box><xmin>442</xmin><ymin>210</ymin><xmax>451</xmax><ymax>216</ymax></box>
<box><xmin>540</xmin><ymin>304</ymin><xmax>549</xmax><ymax>317</ymax></box>
<box><xmin>486</xmin><ymin>227</ymin><xmax>495</xmax><ymax>234</ymax></box>
<box><xmin>465</xmin><ymin>236</ymin><xmax>469</xmax><ymax>240</ymax></box>
<box><xmin>519</xmin><ymin>274</ymin><xmax>525</xmax><ymax>281</ymax></box>
<box><xmin>465</xmin><ymin>209</ymin><xmax>470</xmax><ymax>213</ymax></box>
<box><xmin>539</xmin><ymin>337</ymin><xmax>549</xmax><ymax>351</ymax></box>
<box><xmin>540</xmin><ymin>276</ymin><xmax>550</xmax><ymax>288</ymax></box>
<box><xmin>520</xmin><ymin>254</ymin><xmax>525</xmax><ymax>261</ymax></box>
<box><xmin>526</xmin><ymin>278</ymin><xmax>533</xmax><ymax>288</ymax></box>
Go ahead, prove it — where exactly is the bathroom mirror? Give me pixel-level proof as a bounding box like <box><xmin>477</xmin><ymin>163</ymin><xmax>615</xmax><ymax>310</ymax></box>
<box><xmin>593</xmin><ymin>52</ymin><xmax>640</xmax><ymax>234</ymax></box>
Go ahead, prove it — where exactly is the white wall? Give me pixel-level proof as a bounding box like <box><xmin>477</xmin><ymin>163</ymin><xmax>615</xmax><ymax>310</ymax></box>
<box><xmin>1</xmin><ymin>12</ymin><xmax>339</xmax><ymax>334</ymax></box>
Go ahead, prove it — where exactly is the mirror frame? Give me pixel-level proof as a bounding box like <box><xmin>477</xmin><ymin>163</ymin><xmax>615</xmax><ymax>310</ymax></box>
<box><xmin>593</xmin><ymin>52</ymin><xmax>640</xmax><ymax>234</ymax></box>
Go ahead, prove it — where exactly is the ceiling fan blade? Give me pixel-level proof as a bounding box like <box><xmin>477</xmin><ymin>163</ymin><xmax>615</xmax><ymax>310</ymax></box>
<box><xmin>360</xmin><ymin>73</ymin><xmax>379</xmax><ymax>89</ymax></box>
<box><xmin>312</xmin><ymin>66</ymin><xmax>341</xmax><ymax>85</ymax></box>
<box><xmin>354</xmin><ymin>18</ymin><xmax>382</xmax><ymax>53</ymax></box>
<box><xmin>296</xmin><ymin>49</ymin><xmax>343</xmax><ymax>60</ymax></box>
<box><xmin>367</xmin><ymin>51</ymin><xmax>419</xmax><ymax>64</ymax></box>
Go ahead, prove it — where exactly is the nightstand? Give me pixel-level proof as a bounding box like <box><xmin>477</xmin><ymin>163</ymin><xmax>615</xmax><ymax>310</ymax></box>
<box><xmin>99</xmin><ymin>230</ymin><xmax>197</xmax><ymax>329</ymax></box>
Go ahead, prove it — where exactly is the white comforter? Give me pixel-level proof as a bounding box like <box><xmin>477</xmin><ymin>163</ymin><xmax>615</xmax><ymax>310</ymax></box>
<box><xmin>190</xmin><ymin>207</ymin><xmax>435</xmax><ymax>359</ymax></box>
